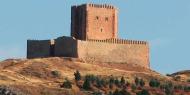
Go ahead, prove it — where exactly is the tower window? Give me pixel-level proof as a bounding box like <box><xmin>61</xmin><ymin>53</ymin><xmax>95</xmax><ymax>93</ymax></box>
<box><xmin>100</xmin><ymin>28</ymin><xmax>103</xmax><ymax>32</ymax></box>
<box><xmin>96</xmin><ymin>16</ymin><xmax>99</xmax><ymax>20</ymax></box>
<box><xmin>105</xmin><ymin>17</ymin><xmax>108</xmax><ymax>21</ymax></box>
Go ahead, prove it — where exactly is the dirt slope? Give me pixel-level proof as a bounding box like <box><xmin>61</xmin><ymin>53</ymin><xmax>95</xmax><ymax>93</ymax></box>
<box><xmin>0</xmin><ymin>57</ymin><xmax>168</xmax><ymax>95</ymax></box>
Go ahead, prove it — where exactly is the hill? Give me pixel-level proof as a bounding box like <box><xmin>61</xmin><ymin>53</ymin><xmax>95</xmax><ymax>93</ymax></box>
<box><xmin>0</xmin><ymin>57</ymin><xmax>189</xmax><ymax>95</ymax></box>
<box><xmin>169</xmin><ymin>70</ymin><xmax>190</xmax><ymax>82</ymax></box>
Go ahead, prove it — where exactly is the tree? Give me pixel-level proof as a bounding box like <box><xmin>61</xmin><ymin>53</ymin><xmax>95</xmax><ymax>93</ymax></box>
<box><xmin>131</xmin><ymin>84</ymin><xmax>137</xmax><ymax>92</ymax></box>
<box><xmin>96</xmin><ymin>77</ymin><xmax>102</xmax><ymax>88</ymax></box>
<box><xmin>115</xmin><ymin>78</ymin><xmax>120</xmax><ymax>87</ymax></box>
<box><xmin>60</xmin><ymin>79</ymin><xmax>72</xmax><ymax>89</ymax></box>
<box><xmin>83</xmin><ymin>78</ymin><xmax>91</xmax><ymax>90</ymax></box>
<box><xmin>113</xmin><ymin>89</ymin><xmax>120</xmax><ymax>95</ymax></box>
<box><xmin>119</xmin><ymin>89</ymin><xmax>131</xmax><ymax>95</ymax></box>
<box><xmin>165</xmin><ymin>87</ymin><xmax>173</xmax><ymax>95</ymax></box>
<box><xmin>120</xmin><ymin>76</ymin><xmax>125</xmax><ymax>85</ymax></box>
<box><xmin>135</xmin><ymin>77</ymin><xmax>140</xmax><ymax>86</ymax></box>
<box><xmin>100</xmin><ymin>79</ymin><xmax>107</xmax><ymax>87</ymax></box>
<box><xmin>149</xmin><ymin>79</ymin><xmax>160</xmax><ymax>88</ymax></box>
<box><xmin>139</xmin><ymin>79</ymin><xmax>145</xmax><ymax>87</ymax></box>
<box><xmin>136</xmin><ymin>89</ymin><xmax>150</xmax><ymax>95</ymax></box>
<box><xmin>74</xmin><ymin>70</ymin><xmax>81</xmax><ymax>81</ymax></box>
<box><xmin>109</xmin><ymin>76</ymin><xmax>115</xmax><ymax>84</ymax></box>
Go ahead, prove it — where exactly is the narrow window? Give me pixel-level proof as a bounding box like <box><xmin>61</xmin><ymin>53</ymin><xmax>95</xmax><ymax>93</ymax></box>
<box><xmin>105</xmin><ymin>17</ymin><xmax>108</xmax><ymax>21</ymax></box>
<box><xmin>100</xmin><ymin>28</ymin><xmax>103</xmax><ymax>32</ymax></box>
<box><xmin>96</xmin><ymin>16</ymin><xmax>99</xmax><ymax>20</ymax></box>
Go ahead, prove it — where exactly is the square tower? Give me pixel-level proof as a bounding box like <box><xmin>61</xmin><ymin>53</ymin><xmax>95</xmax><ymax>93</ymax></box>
<box><xmin>71</xmin><ymin>4</ymin><xmax>118</xmax><ymax>40</ymax></box>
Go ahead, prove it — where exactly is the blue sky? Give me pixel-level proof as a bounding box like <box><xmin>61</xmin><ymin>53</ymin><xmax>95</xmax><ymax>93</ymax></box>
<box><xmin>0</xmin><ymin>0</ymin><xmax>190</xmax><ymax>74</ymax></box>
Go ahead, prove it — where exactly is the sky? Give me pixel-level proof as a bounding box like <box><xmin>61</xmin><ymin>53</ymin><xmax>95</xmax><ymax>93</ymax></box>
<box><xmin>0</xmin><ymin>0</ymin><xmax>190</xmax><ymax>74</ymax></box>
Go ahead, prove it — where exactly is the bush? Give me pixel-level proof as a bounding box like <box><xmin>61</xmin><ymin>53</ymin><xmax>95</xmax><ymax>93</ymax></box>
<box><xmin>149</xmin><ymin>79</ymin><xmax>160</xmax><ymax>88</ymax></box>
<box><xmin>119</xmin><ymin>89</ymin><xmax>131</xmax><ymax>95</ymax></box>
<box><xmin>131</xmin><ymin>84</ymin><xmax>137</xmax><ymax>92</ymax></box>
<box><xmin>113</xmin><ymin>89</ymin><xmax>120</xmax><ymax>95</ymax></box>
<box><xmin>96</xmin><ymin>77</ymin><xmax>102</xmax><ymax>88</ymax></box>
<box><xmin>109</xmin><ymin>76</ymin><xmax>115</xmax><ymax>84</ymax></box>
<box><xmin>74</xmin><ymin>70</ymin><xmax>81</xmax><ymax>81</ymax></box>
<box><xmin>120</xmin><ymin>76</ymin><xmax>125</xmax><ymax>85</ymax></box>
<box><xmin>139</xmin><ymin>79</ymin><xmax>145</xmax><ymax>87</ymax></box>
<box><xmin>60</xmin><ymin>79</ymin><xmax>72</xmax><ymax>89</ymax></box>
<box><xmin>135</xmin><ymin>77</ymin><xmax>140</xmax><ymax>86</ymax></box>
<box><xmin>136</xmin><ymin>89</ymin><xmax>150</xmax><ymax>95</ymax></box>
<box><xmin>51</xmin><ymin>70</ymin><xmax>61</xmax><ymax>78</ymax></box>
<box><xmin>114</xmin><ymin>78</ymin><xmax>120</xmax><ymax>87</ymax></box>
<box><xmin>174</xmin><ymin>85</ymin><xmax>183</xmax><ymax>90</ymax></box>
<box><xmin>92</xmin><ymin>91</ymin><xmax>103</xmax><ymax>95</ymax></box>
<box><xmin>165</xmin><ymin>87</ymin><xmax>173</xmax><ymax>95</ymax></box>
<box><xmin>184</xmin><ymin>86</ymin><xmax>190</xmax><ymax>92</ymax></box>
<box><xmin>83</xmin><ymin>78</ymin><xmax>91</xmax><ymax>90</ymax></box>
<box><xmin>85</xmin><ymin>74</ymin><xmax>97</xmax><ymax>83</ymax></box>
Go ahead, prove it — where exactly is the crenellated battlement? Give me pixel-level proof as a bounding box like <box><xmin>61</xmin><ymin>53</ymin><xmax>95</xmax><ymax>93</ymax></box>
<box><xmin>87</xmin><ymin>39</ymin><xmax>148</xmax><ymax>45</ymax></box>
<box><xmin>87</xmin><ymin>3</ymin><xmax>115</xmax><ymax>9</ymax></box>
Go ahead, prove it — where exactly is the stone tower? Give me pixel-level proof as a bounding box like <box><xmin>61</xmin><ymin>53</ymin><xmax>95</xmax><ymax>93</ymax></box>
<box><xmin>71</xmin><ymin>4</ymin><xmax>118</xmax><ymax>40</ymax></box>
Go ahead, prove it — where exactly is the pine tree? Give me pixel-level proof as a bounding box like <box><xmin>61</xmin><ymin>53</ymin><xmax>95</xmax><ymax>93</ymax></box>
<box><xmin>113</xmin><ymin>89</ymin><xmax>120</xmax><ymax>95</ymax></box>
<box><xmin>136</xmin><ymin>89</ymin><xmax>150</xmax><ymax>95</ymax></box>
<box><xmin>83</xmin><ymin>78</ymin><xmax>91</xmax><ymax>90</ymax></box>
<box><xmin>120</xmin><ymin>76</ymin><xmax>125</xmax><ymax>85</ymax></box>
<box><xmin>139</xmin><ymin>79</ymin><xmax>145</xmax><ymax>87</ymax></box>
<box><xmin>135</xmin><ymin>77</ymin><xmax>140</xmax><ymax>86</ymax></box>
<box><xmin>74</xmin><ymin>70</ymin><xmax>81</xmax><ymax>81</ymax></box>
<box><xmin>114</xmin><ymin>78</ymin><xmax>120</xmax><ymax>87</ymax></box>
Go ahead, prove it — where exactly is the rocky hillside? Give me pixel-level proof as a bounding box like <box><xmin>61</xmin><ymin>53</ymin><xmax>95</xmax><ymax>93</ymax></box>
<box><xmin>0</xmin><ymin>57</ymin><xmax>189</xmax><ymax>95</ymax></box>
<box><xmin>169</xmin><ymin>70</ymin><xmax>190</xmax><ymax>82</ymax></box>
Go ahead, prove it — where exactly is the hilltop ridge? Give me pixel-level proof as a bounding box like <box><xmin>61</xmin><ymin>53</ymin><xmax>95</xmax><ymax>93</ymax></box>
<box><xmin>0</xmin><ymin>57</ymin><xmax>165</xmax><ymax>95</ymax></box>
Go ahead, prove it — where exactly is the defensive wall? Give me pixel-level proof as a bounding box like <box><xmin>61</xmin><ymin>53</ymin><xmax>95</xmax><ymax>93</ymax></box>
<box><xmin>27</xmin><ymin>40</ymin><xmax>55</xmax><ymax>58</ymax></box>
<box><xmin>27</xmin><ymin>37</ymin><xmax>149</xmax><ymax>68</ymax></box>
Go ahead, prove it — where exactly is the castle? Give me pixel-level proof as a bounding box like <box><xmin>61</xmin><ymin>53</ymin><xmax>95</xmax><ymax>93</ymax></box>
<box><xmin>27</xmin><ymin>4</ymin><xmax>150</xmax><ymax>68</ymax></box>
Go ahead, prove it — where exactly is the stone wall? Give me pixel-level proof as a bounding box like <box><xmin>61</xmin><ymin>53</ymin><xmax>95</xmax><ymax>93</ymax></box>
<box><xmin>27</xmin><ymin>40</ymin><xmax>52</xmax><ymax>58</ymax></box>
<box><xmin>54</xmin><ymin>36</ymin><xmax>78</xmax><ymax>57</ymax></box>
<box><xmin>27</xmin><ymin>37</ymin><xmax>149</xmax><ymax>68</ymax></box>
<box><xmin>52</xmin><ymin>37</ymin><xmax>149</xmax><ymax>68</ymax></box>
<box><xmin>77</xmin><ymin>39</ymin><xmax>149</xmax><ymax>68</ymax></box>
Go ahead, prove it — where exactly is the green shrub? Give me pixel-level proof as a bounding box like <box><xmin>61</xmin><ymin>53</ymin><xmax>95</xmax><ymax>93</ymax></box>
<box><xmin>131</xmin><ymin>84</ymin><xmax>137</xmax><ymax>92</ymax></box>
<box><xmin>51</xmin><ymin>70</ymin><xmax>61</xmax><ymax>78</ymax></box>
<box><xmin>184</xmin><ymin>86</ymin><xmax>190</xmax><ymax>92</ymax></box>
<box><xmin>60</xmin><ymin>79</ymin><xmax>72</xmax><ymax>89</ymax></box>
<box><xmin>74</xmin><ymin>70</ymin><xmax>81</xmax><ymax>81</ymax></box>
<box><xmin>165</xmin><ymin>87</ymin><xmax>173</xmax><ymax>95</ymax></box>
<box><xmin>149</xmin><ymin>79</ymin><xmax>160</xmax><ymax>88</ymax></box>
<box><xmin>114</xmin><ymin>78</ymin><xmax>120</xmax><ymax>87</ymax></box>
<box><xmin>109</xmin><ymin>76</ymin><xmax>115</xmax><ymax>84</ymax></box>
<box><xmin>139</xmin><ymin>79</ymin><xmax>145</xmax><ymax>87</ymax></box>
<box><xmin>136</xmin><ymin>89</ymin><xmax>150</xmax><ymax>95</ymax></box>
<box><xmin>85</xmin><ymin>74</ymin><xmax>97</xmax><ymax>83</ymax></box>
<box><xmin>135</xmin><ymin>77</ymin><xmax>140</xmax><ymax>86</ymax></box>
<box><xmin>92</xmin><ymin>91</ymin><xmax>102</xmax><ymax>95</ymax></box>
<box><xmin>120</xmin><ymin>76</ymin><xmax>125</xmax><ymax>85</ymax></box>
<box><xmin>113</xmin><ymin>89</ymin><xmax>120</xmax><ymax>95</ymax></box>
<box><xmin>119</xmin><ymin>89</ymin><xmax>131</xmax><ymax>95</ymax></box>
<box><xmin>83</xmin><ymin>78</ymin><xmax>91</xmax><ymax>90</ymax></box>
<box><xmin>96</xmin><ymin>77</ymin><xmax>102</xmax><ymax>88</ymax></box>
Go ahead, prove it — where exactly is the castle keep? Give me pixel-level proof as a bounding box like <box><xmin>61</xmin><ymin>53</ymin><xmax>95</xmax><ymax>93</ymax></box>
<box><xmin>27</xmin><ymin>4</ymin><xmax>150</xmax><ymax>68</ymax></box>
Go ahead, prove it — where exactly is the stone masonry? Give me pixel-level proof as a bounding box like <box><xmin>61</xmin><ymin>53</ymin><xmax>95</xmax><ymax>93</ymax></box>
<box><xmin>27</xmin><ymin>4</ymin><xmax>150</xmax><ymax>68</ymax></box>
